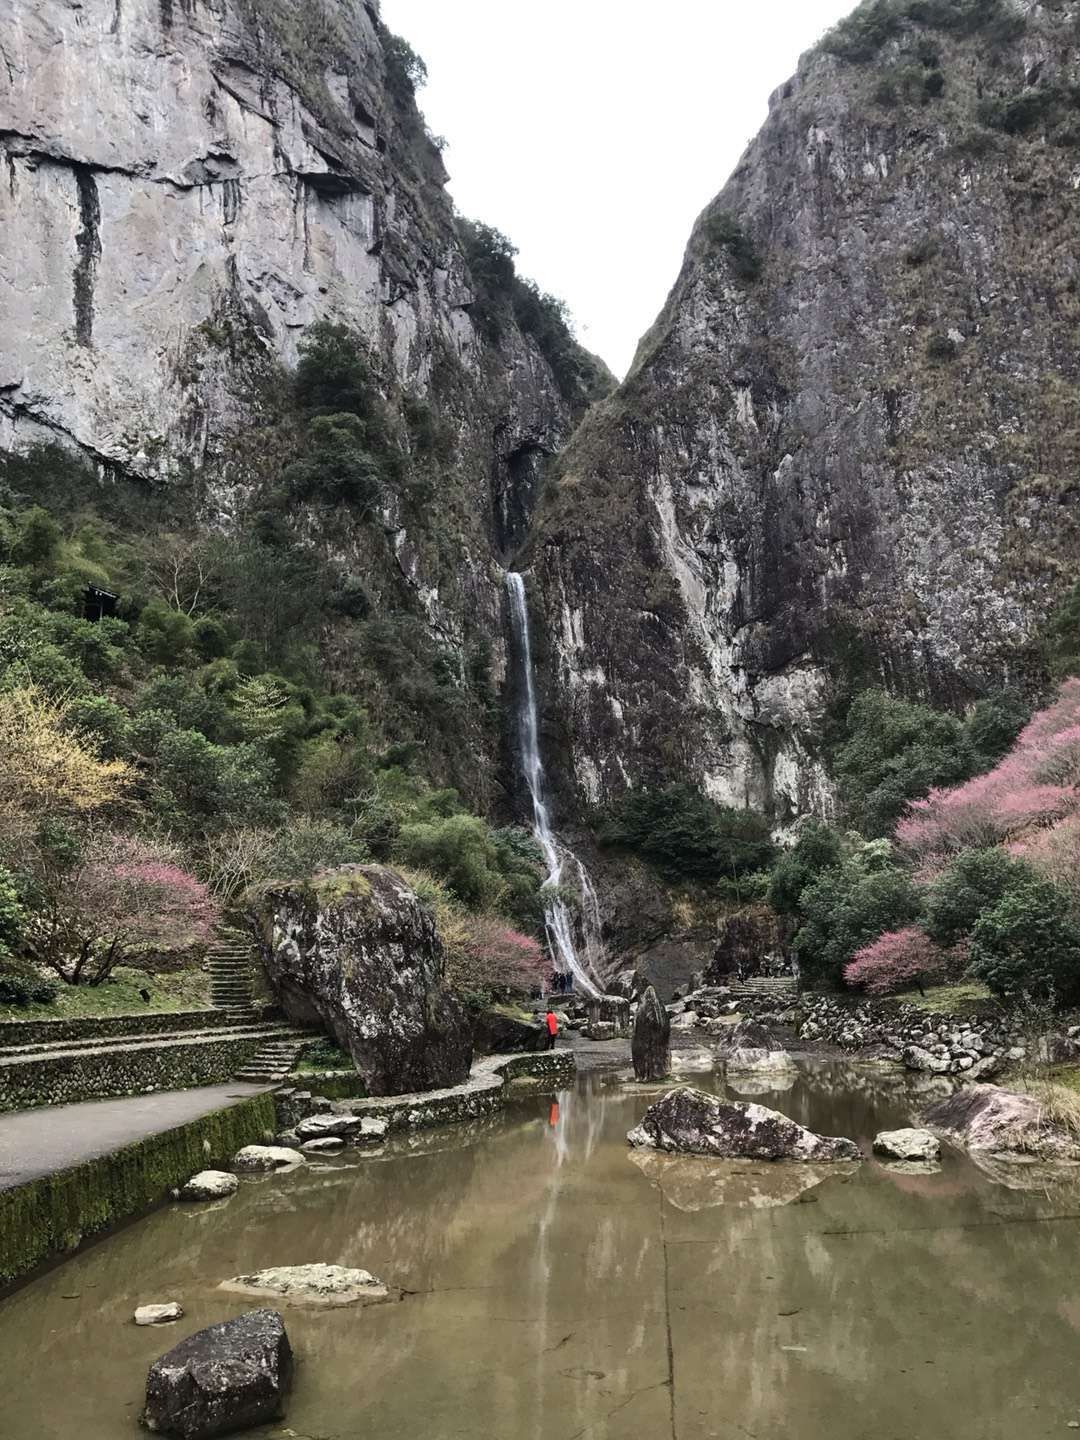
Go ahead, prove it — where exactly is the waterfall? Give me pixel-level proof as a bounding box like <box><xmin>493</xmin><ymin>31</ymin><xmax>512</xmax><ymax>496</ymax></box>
<box><xmin>504</xmin><ymin>571</ymin><xmax>602</xmax><ymax>998</ymax></box>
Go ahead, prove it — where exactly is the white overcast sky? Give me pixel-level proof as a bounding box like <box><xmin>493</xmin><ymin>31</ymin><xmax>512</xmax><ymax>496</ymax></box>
<box><xmin>380</xmin><ymin>0</ymin><xmax>855</xmax><ymax>376</ymax></box>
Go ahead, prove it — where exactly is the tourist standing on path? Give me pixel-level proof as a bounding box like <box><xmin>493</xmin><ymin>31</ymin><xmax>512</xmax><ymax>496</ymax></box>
<box><xmin>545</xmin><ymin>1010</ymin><xmax>559</xmax><ymax>1050</ymax></box>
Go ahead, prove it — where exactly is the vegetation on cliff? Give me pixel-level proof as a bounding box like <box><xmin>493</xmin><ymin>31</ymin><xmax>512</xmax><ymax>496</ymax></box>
<box><xmin>0</xmin><ymin>318</ymin><xmax>564</xmax><ymax>1006</ymax></box>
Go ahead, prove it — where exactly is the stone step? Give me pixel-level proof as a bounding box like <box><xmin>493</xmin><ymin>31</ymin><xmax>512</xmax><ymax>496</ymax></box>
<box><xmin>233</xmin><ymin>1034</ymin><xmax>311</xmax><ymax>1083</ymax></box>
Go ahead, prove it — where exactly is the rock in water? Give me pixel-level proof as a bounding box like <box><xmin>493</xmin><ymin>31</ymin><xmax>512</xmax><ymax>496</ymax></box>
<box><xmin>628</xmin><ymin>1087</ymin><xmax>860</xmax><ymax>1161</ymax></box>
<box><xmin>253</xmin><ymin>865</ymin><xmax>472</xmax><ymax>1096</ymax></box>
<box><xmin>924</xmin><ymin>1084</ymin><xmax>1080</xmax><ymax>1160</ymax></box>
<box><xmin>471</xmin><ymin>1007</ymin><xmax>547</xmax><ymax>1055</ymax></box>
<box><xmin>632</xmin><ymin>986</ymin><xmax>671</xmax><ymax>1081</ymax></box>
<box><xmin>872</xmin><ymin>1128</ymin><xmax>941</xmax><ymax>1162</ymax></box>
<box><xmin>220</xmin><ymin>1264</ymin><xmax>392</xmax><ymax>1308</ymax></box>
<box><xmin>726</xmin><ymin>1048</ymin><xmax>798</xmax><ymax>1075</ymax></box>
<box><xmin>135</xmin><ymin>1303</ymin><xmax>184</xmax><ymax>1326</ymax></box>
<box><xmin>143</xmin><ymin>1308</ymin><xmax>292</xmax><ymax>1438</ymax></box>
<box><xmin>177</xmin><ymin>1172</ymin><xmax>239</xmax><ymax>1201</ymax></box>
<box><xmin>231</xmin><ymin>1146</ymin><xmax>305</xmax><ymax>1172</ymax></box>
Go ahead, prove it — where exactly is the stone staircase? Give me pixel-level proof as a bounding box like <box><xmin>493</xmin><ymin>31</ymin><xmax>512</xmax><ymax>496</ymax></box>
<box><xmin>728</xmin><ymin>975</ymin><xmax>798</xmax><ymax>1002</ymax></box>
<box><xmin>207</xmin><ymin>931</ymin><xmax>256</xmax><ymax>1013</ymax></box>
<box><xmin>234</xmin><ymin>1034</ymin><xmax>313</xmax><ymax>1084</ymax></box>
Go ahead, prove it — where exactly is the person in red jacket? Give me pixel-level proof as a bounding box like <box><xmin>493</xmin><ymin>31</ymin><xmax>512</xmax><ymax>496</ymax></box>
<box><xmin>545</xmin><ymin>1009</ymin><xmax>559</xmax><ymax>1050</ymax></box>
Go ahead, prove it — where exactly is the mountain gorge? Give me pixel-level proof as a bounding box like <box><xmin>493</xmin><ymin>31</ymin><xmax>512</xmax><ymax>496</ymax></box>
<box><xmin>3</xmin><ymin>0</ymin><xmax>1080</xmax><ymax>987</ymax></box>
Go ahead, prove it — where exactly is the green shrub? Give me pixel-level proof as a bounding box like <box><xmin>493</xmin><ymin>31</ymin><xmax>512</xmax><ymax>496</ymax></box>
<box><xmin>397</xmin><ymin>813</ymin><xmax>510</xmax><ymax>910</ymax></box>
<box><xmin>767</xmin><ymin>821</ymin><xmax>845</xmax><ymax>915</ymax></box>
<box><xmin>702</xmin><ymin>211</ymin><xmax>763</xmax><ymax>282</ymax></box>
<box><xmin>924</xmin><ymin>847</ymin><xmax>1034</xmax><ymax>947</ymax></box>
<box><xmin>969</xmin><ymin>880</ymin><xmax>1080</xmax><ymax>1004</ymax></box>
<box><xmin>1044</xmin><ymin>579</ymin><xmax>1080</xmax><ymax>678</ymax></box>
<box><xmin>0</xmin><ymin>966</ymin><xmax>58</xmax><ymax>1007</ymax></box>
<box><xmin>822</xmin><ymin>0</ymin><xmax>904</xmax><ymax>61</ymax></box>
<box><xmin>65</xmin><ymin>695</ymin><xmax>131</xmax><ymax>759</ymax></box>
<box><xmin>136</xmin><ymin>600</ymin><xmax>194</xmax><ymax>666</ymax></box>
<box><xmin>598</xmin><ymin>783</ymin><xmax>775</xmax><ymax>882</ymax></box>
<box><xmin>193</xmin><ymin>616</ymin><xmax>230</xmax><ymax>660</ymax></box>
<box><xmin>152</xmin><ymin>729</ymin><xmax>280</xmax><ymax>835</ymax></box>
<box><xmin>832</xmin><ymin>689</ymin><xmax>971</xmax><ymax>836</ymax></box>
<box><xmin>793</xmin><ymin>846</ymin><xmax>922</xmax><ymax>986</ymax></box>
<box><xmin>978</xmin><ymin>87</ymin><xmax>1070</xmax><ymax>136</ymax></box>
<box><xmin>282</xmin><ymin>413</ymin><xmax>384</xmax><ymax>513</ymax></box>
<box><xmin>7</xmin><ymin>506</ymin><xmax>61</xmax><ymax>569</ymax></box>
<box><xmin>927</xmin><ymin>332</ymin><xmax>959</xmax><ymax>361</ymax></box>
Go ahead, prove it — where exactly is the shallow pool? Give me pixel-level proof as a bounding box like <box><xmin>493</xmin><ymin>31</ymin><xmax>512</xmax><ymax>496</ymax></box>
<box><xmin>3</xmin><ymin>1060</ymin><xmax>1080</xmax><ymax>1438</ymax></box>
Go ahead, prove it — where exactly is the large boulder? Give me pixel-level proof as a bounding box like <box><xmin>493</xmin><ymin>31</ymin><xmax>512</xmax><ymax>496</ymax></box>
<box><xmin>585</xmin><ymin>994</ymin><xmax>631</xmax><ymax>1038</ymax></box>
<box><xmin>923</xmin><ymin>1084</ymin><xmax>1080</xmax><ymax>1160</ymax></box>
<box><xmin>632</xmin><ymin>986</ymin><xmax>671</xmax><ymax>1081</ymax></box>
<box><xmin>143</xmin><ymin>1309</ymin><xmax>293</xmax><ymax>1438</ymax></box>
<box><xmin>627</xmin><ymin>1087</ymin><xmax>860</xmax><ymax>1162</ymax></box>
<box><xmin>253</xmin><ymin>865</ymin><xmax>472</xmax><ymax>1096</ymax></box>
<box><xmin>471</xmin><ymin>1006</ymin><xmax>547</xmax><ymax>1055</ymax></box>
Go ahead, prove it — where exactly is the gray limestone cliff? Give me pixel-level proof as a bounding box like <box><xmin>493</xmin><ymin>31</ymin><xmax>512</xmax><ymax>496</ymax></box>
<box><xmin>530</xmin><ymin>0</ymin><xmax>1080</xmax><ymax>826</ymax></box>
<box><xmin>0</xmin><ymin>0</ymin><xmax>609</xmax><ymax>804</ymax></box>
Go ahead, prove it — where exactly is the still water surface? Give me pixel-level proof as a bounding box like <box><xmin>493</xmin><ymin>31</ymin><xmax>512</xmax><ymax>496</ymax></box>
<box><xmin>4</xmin><ymin>1060</ymin><xmax>1080</xmax><ymax>1439</ymax></box>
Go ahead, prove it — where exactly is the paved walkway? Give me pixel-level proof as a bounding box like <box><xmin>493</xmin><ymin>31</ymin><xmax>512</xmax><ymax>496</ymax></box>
<box><xmin>0</xmin><ymin>1083</ymin><xmax>268</xmax><ymax>1191</ymax></box>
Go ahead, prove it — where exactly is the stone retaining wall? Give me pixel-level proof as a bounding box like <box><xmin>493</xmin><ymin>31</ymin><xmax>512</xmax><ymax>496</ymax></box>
<box><xmin>277</xmin><ymin>1051</ymin><xmax>577</xmax><ymax>1135</ymax></box>
<box><xmin>0</xmin><ymin>1007</ymin><xmax>278</xmax><ymax>1049</ymax></box>
<box><xmin>0</xmin><ymin>1035</ymin><xmax>267</xmax><ymax>1113</ymax></box>
<box><xmin>797</xmin><ymin>993</ymin><xmax>1024</xmax><ymax>1075</ymax></box>
<box><xmin>0</xmin><ymin>1094</ymin><xmax>276</xmax><ymax>1288</ymax></box>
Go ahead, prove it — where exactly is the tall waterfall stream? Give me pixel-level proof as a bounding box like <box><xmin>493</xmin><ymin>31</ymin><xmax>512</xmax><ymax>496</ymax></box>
<box><xmin>504</xmin><ymin>571</ymin><xmax>603</xmax><ymax>997</ymax></box>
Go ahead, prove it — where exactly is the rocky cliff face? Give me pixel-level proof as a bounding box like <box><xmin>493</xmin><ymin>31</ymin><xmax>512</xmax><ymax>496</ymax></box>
<box><xmin>1</xmin><ymin>0</ymin><xmax>608</xmax><ymax>803</ymax></box>
<box><xmin>532</xmin><ymin>0</ymin><xmax>1080</xmax><ymax>826</ymax></box>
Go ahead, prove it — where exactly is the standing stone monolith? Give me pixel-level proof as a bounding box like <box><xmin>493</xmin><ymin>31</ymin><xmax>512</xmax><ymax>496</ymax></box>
<box><xmin>632</xmin><ymin>986</ymin><xmax>671</xmax><ymax>1081</ymax></box>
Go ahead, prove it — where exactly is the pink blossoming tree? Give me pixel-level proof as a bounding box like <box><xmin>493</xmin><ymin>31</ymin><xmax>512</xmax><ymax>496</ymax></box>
<box><xmin>28</xmin><ymin>833</ymin><xmax>220</xmax><ymax>985</ymax></box>
<box><xmin>844</xmin><ymin>927</ymin><xmax>944</xmax><ymax>996</ymax></box>
<box><xmin>897</xmin><ymin>679</ymin><xmax>1080</xmax><ymax>862</ymax></box>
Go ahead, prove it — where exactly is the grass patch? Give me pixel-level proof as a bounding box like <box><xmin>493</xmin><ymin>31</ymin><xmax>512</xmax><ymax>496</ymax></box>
<box><xmin>293</xmin><ymin>1038</ymin><xmax>353</xmax><ymax>1073</ymax></box>
<box><xmin>0</xmin><ymin>966</ymin><xmax>210</xmax><ymax>1024</ymax></box>
<box><xmin>893</xmin><ymin>982</ymin><xmax>992</xmax><ymax>1012</ymax></box>
<box><xmin>1009</xmin><ymin>1078</ymin><xmax>1080</xmax><ymax>1144</ymax></box>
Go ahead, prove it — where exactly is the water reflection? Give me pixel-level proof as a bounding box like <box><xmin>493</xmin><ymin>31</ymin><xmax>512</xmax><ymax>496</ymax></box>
<box><xmin>5</xmin><ymin>1062</ymin><xmax>1080</xmax><ymax>1438</ymax></box>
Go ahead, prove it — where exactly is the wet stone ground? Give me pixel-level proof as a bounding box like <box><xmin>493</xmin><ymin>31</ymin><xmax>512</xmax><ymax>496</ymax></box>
<box><xmin>4</xmin><ymin>1058</ymin><xmax>1080</xmax><ymax>1438</ymax></box>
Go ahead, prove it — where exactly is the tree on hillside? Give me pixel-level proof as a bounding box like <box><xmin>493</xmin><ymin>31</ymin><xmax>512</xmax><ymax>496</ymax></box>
<box><xmin>0</xmin><ymin>684</ymin><xmax>130</xmax><ymax>836</ymax></box>
<box><xmin>24</xmin><ymin>831</ymin><xmax>219</xmax><ymax>985</ymax></box>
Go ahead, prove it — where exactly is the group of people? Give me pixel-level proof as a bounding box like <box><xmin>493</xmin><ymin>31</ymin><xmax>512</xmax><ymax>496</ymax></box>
<box><xmin>549</xmin><ymin>970</ymin><xmax>575</xmax><ymax>996</ymax></box>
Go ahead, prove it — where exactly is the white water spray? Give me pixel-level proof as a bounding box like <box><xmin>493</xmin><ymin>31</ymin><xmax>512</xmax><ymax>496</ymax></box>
<box><xmin>505</xmin><ymin>571</ymin><xmax>602</xmax><ymax>998</ymax></box>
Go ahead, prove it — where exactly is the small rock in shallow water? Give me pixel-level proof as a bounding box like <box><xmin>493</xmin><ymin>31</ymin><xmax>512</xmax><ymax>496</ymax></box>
<box><xmin>135</xmin><ymin>1303</ymin><xmax>184</xmax><ymax>1326</ymax></box>
<box><xmin>231</xmin><ymin>1146</ymin><xmax>305</xmax><ymax>1172</ymax></box>
<box><xmin>300</xmin><ymin>1137</ymin><xmax>344</xmax><ymax>1154</ymax></box>
<box><xmin>873</xmin><ymin>1128</ymin><xmax>941</xmax><ymax>1162</ymax></box>
<box><xmin>143</xmin><ymin>1308</ymin><xmax>292</xmax><ymax>1438</ymax></box>
<box><xmin>220</xmin><ymin>1264</ymin><xmax>392</xmax><ymax>1307</ymax></box>
<box><xmin>178</xmin><ymin>1172</ymin><xmax>239</xmax><ymax>1201</ymax></box>
<box><xmin>727</xmin><ymin>1048</ymin><xmax>798</xmax><ymax>1075</ymax></box>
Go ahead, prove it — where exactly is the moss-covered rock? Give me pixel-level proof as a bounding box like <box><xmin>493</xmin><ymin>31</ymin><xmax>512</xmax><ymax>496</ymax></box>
<box><xmin>253</xmin><ymin>865</ymin><xmax>472</xmax><ymax>1095</ymax></box>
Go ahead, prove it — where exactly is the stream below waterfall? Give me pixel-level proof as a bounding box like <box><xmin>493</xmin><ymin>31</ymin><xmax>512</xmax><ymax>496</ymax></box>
<box><xmin>4</xmin><ymin>1055</ymin><xmax>1080</xmax><ymax>1437</ymax></box>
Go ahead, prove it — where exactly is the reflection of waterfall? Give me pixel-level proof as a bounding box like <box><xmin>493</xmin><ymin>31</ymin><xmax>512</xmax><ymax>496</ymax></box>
<box><xmin>505</xmin><ymin>571</ymin><xmax>602</xmax><ymax>997</ymax></box>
